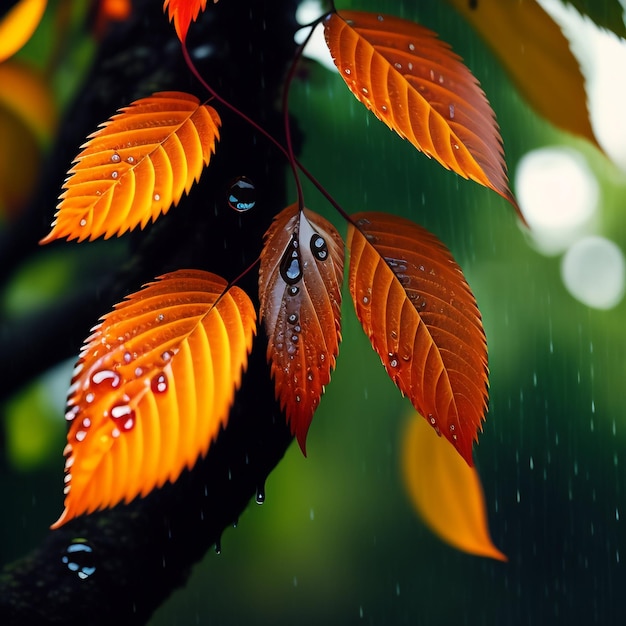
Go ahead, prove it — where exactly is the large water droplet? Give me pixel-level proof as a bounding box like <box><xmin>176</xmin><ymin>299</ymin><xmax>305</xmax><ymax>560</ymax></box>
<box><xmin>310</xmin><ymin>234</ymin><xmax>328</xmax><ymax>261</ymax></box>
<box><xmin>280</xmin><ymin>237</ymin><xmax>302</xmax><ymax>284</ymax></box>
<box><xmin>109</xmin><ymin>402</ymin><xmax>136</xmax><ymax>432</ymax></box>
<box><xmin>90</xmin><ymin>369</ymin><xmax>121</xmax><ymax>390</ymax></box>
<box><xmin>227</xmin><ymin>176</ymin><xmax>256</xmax><ymax>212</ymax></box>
<box><xmin>61</xmin><ymin>539</ymin><xmax>96</xmax><ymax>580</ymax></box>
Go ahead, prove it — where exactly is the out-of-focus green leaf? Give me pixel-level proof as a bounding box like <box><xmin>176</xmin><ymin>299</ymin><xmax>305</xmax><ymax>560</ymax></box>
<box><xmin>445</xmin><ymin>0</ymin><xmax>597</xmax><ymax>147</ymax></box>
<box><xmin>560</xmin><ymin>0</ymin><xmax>626</xmax><ymax>38</ymax></box>
<box><xmin>6</xmin><ymin>368</ymin><xmax>68</xmax><ymax>471</ymax></box>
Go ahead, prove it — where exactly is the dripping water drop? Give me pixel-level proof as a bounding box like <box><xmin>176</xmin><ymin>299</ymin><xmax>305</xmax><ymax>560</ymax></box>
<box><xmin>61</xmin><ymin>539</ymin><xmax>96</xmax><ymax>580</ymax></box>
<box><xmin>227</xmin><ymin>176</ymin><xmax>257</xmax><ymax>212</ymax></box>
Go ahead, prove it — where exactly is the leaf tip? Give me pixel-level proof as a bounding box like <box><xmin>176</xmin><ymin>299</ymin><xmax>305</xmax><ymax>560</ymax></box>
<box><xmin>50</xmin><ymin>508</ymin><xmax>70</xmax><ymax>530</ymax></box>
<box><xmin>295</xmin><ymin>426</ymin><xmax>309</xmax><ymax>457</ymax></box>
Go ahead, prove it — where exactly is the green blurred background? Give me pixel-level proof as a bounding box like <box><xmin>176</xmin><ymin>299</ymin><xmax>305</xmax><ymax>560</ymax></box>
<box><xmin>2</xmin><ymin>0</ymin><xmax>626</xmax><ymax>624</ymax></box>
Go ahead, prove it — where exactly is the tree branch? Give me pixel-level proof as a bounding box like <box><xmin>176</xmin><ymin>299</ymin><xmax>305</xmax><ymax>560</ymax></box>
<box><xmin>0</xmin><ymin>1</ymin><xmax>299</xmax><ymax>622</ymax></box>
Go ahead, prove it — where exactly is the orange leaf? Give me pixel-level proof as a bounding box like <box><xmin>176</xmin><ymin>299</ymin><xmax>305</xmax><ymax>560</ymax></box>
<box><xmin>40</xmin><ymin>91</ymin><xmax>221</xmax><ymax>243</ymax></box>
<box><xmin>324</xmin><ymin>10</ymin><xmax>517</xmax><ymax>210</ymax></box>
<box><xmin>401</xmin><ymin>411</ymin><xmax>506</xmax><ymax>561</ymax></box>
<box><xmin>163</xmin><ymin>0</ymin><xmax>209</xmax><ymax>43</ymax></box>
<box><xmin>347</xmin><ymin>212</ymin><xmax>488</xmax><ymax>465</ymax></box>
<box><xmin>0</xmin><ymin>0</ymin><xmax>47</xmax><ymax>63</ymax></box>
<box><xmin>259</xmin><ymin>204</ymin><xmax>344</xmax><ymax>454</ymax></box>
<box><xmin>51</xmin><ymin>269</ymin><xmax>256</xmax><ymax>528</ymax></box>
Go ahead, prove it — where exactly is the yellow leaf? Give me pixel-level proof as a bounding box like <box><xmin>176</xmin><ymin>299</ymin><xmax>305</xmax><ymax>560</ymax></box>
<box><xmin>0</xmin><ymin>61</ymin><xmax>57</xmax><ymax>144</ymax></box>
<box><xmin>445</xmin><ymin>0</ymin><xmax>596</xmax><ymax>146</ymax></box>
<box><xmin>40</xmin><ymin>91</ymin><xmax>221</xmax><ymax>243</ymax></box>
<box><xmin>51</xmin><ymin>270</ymin><xmax>256</xmax><ymax>528</ymax></box>
<box><xmin>401</xmin><ymin>410</ymin><xmax>506</xmax><ymax>561</ymax></box>
<box><xmin>0</xmin><ymin>0</ymin><xmax>47</xmax><ymax>62</ymax></box>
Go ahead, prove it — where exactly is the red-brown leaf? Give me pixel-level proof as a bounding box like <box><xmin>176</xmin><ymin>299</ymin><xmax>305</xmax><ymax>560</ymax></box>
<box><xmin>324</xmin><ymin>10</ymin><xmax>517</xmax><ymax>210</ymax></box>
<box><xmin>347</xmin><ymin>212</ymin><xmax>488</xmax><ymax>465</ymax></box>
<box><xmin>259</xmin><ymin>204</ymin><xmax>344</xmax><ymax>454</ymax></box>
<box><xmin>40</xmin><ymin>91</ymin><xmax>220</xmax><ymax>243</ymax></box>
<box><xmin>51</xmin><ymin>269</ymin><xmax>256</xmax><ymax>528</ymax></box>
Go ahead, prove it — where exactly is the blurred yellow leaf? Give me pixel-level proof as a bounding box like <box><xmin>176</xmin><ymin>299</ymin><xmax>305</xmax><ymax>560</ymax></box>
<box><xmin>0</xmin><ymin>61</ymin><xmax>57</xmax><ymax>144</ymax></box>
<box><xmin>446</xmin><ymin>0</ymin><xmax>596</xmax><ymax>146</ymax></box>
<box><xmin>0</xmin><ymin>106</ymin><xmax>40</xmax><ymax>219</ymax></box>
<box><xmin>401</xmin><ymin>410</ymin><xmax>507</xmax><ymax>561</ymax></box>
<box><xmin>0</xmin><ymin>0</ymin><xmax>47</xmax><ymax>62</ymax></box>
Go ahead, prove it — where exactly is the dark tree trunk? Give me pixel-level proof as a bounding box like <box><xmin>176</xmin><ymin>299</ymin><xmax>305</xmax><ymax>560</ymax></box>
<box><xmin>0</xmin><ymin>1</ymin><xmax>299</xmax><ymax>623</ymax></box>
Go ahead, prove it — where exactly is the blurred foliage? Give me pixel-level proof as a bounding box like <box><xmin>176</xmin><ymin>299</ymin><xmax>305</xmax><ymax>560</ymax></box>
<box><xmin>563</xmin><ymin>0</ymin><xmax>626</xmax><ymax>38</ymax></box>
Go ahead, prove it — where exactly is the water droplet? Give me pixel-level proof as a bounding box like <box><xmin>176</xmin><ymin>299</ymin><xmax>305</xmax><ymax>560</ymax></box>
<box><xmin>85</xmin><ymin>392</ymin><xmax>95</xmax><ymax>404</ymax></box>
<box><xmin>361</xmin><ymin>87</ymin><xmax>369</xmax><ymax>95</ymax></box>
<box><xmin>75</xmin><ymin>430</ymin><xmax>87</xmax><ymax>442</ymax></box>
<box><xmin>123</xmin><ymin>351</ymin><xmax>132</xmax><ymax>364</ymax></box>
<box><xmin>377</xmin><ymin>14</ymin><xmax>384</xmax><ymax>21</ymax></box>
<box><xmin>449</xmin><ymin>104</ymin><xmax>455</xmax><ymax>119</ymax></box>
<box><xmin>90</xmin><ymin>369</ymin><xmax>121</xmax><ymax>389</ymax></box>
<box><xmin>156</xmin><ymin>313</ymin><xmax>165</xmax><ymax>323</ymax></box>
<box><xmin>82</xmin><ymin>417</ymin><xmax>91</xmax><ymax>429</ymax></box>
<box><xmin>109</xmin><ymin>403</ymin><xmax>136</xmax><ymax>432</ymax></box>
<box><xmin>394</xmin><ymin>62</ymin><xmax>402</xmax><ymax>70</ymax></box>
<box><xmin>288</xmin><ymin>285</ymin><xmax>300</xmax><ymax>296</ymax></box>
<box><xmin>111</xmin><ymin>153</ymin><xmax>121</xmax><ymax>163</ymax></box>
<box><xmin>280</xmin><ymin>236</ymin><xmax>302</xmax><ymax>284</ymax></box>
<box><xmin>390</xmin><ymin>330</ymin><xmax>398</xmax><ymax>340</ymax></box>
<box><xmin>388</xmin><ymin>353</ymin><xmax>399</xmax><ymax>368</ymax></box>
<box><xmin>134</xmin><ymin>366</ymin><xmax>143</xmax><ymax>377</ymax></box>
<box><xmin>344</xmin><ymin>67</ymin><xmax>351</xmax><ymax>75</ymax></box>
<box><xmin>409</xmin><ymin>43</ymin><xmax>415</xmax><ymax>51</ymax></box>
<box><xmin>127</xmin><ymin>155</ymin><xmax>135</xmax><ymax>164</ymax></box>
<box><xmin>256</xmin><ymin>484</ymin><xmax>265</xmax><ymax>504</ymax></box>
<box><xmin>65</xmin><ymin>406</ymin><xmax>80</xmax><ymax>422</ymax></box>
<box><xmin>291</xmin><ymin>334</ymin><xmax>299</xmax><ymax>343</ymax></box>
<box><xmin>227</xmin><ymin>176</ymin><xmax>256</xmax><ymax>212</ymax></box>
<box><xmin>80</xmin><ymin>219</ymin><xmax>87</xmax><ymax>227</ymax></box>
<box><xmin>310</xmin><ymin>234</ymin><xmax>328</xmax><ymax>261</ymax></box>
<box><xmin>111</xmin><ymin>171</ymin><xmax>119</xmax><ymax>179</ymax></box>
<box><xmin>151</xmin><ymin>373</ymin><xmax>168</xmax><ymax>394</ymax></box>
<box><xmin>288</xmin><ymin>313</ymin><xmax>298</xmax><ymax>324</ymax></box>
<box><xmin>62</xmin><ymin>539</ymin><xmax>96</xmax><ymax>580</ymax></box>
<box><xmin>153</xmin><ymin>193</ymin><xmax>160</xmax><ymax>201</ymax></box>
<box><xmin>362</xmin><ymin>295</ymin><xmax>370</xmax><ymax>305</ymax></box>
<box><xmin>161</xmin><ymin>350</ymin><xmax>174</xmax><ymax>363</ymax></box>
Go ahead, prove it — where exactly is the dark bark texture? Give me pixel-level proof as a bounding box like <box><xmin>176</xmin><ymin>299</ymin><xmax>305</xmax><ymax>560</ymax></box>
<box><xmin>0</xmin><ymin>1</ymin><xmax>299</xmax><ymax>623</ymax></box>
